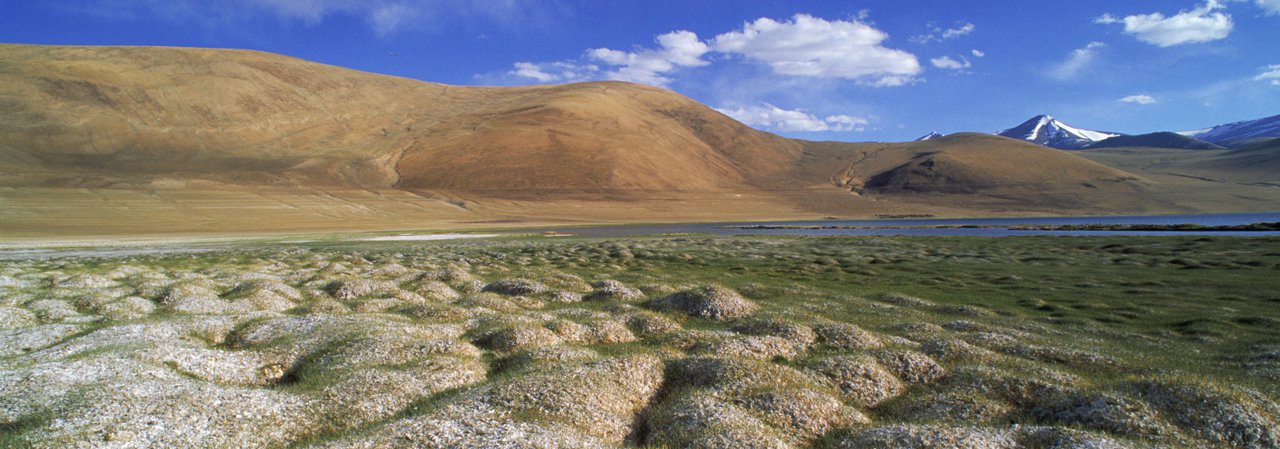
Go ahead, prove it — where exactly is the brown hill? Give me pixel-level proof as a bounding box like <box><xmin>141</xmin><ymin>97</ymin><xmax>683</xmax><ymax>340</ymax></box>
<box><xmin>824</xmin><ymin>133</ymin><xmax>1142</xmax><ymax>194</ymax></box>
<box><xmin>780</xmin><ymin>133</ymin><xmax>1158</xmax><ymax>212</ymax></box>
<box><xmin>0</xmin><ymin>44</ymin><xmax>799</xmax><ymax>194</ymax></box>
<box><xmin>2</xmin><ymin>44</ymin><xmax>1278</xmax><ymax>237</ymax></box>
<box><xmin>1080</xmin><ymin>139</ymin><xmax>1280</xmax><ymax>187</ymax></box>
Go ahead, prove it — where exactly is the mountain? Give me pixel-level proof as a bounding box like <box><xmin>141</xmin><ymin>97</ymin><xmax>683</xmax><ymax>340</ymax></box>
<box><xmin>996</xmin><ymin>115</ymin><xmax>1119</xmax><ymax>150</ymax></box>
<box><xmin>2</xmin><ymin>44</ymin><xmax>1278</xmax><ymax>237</ymax></box>
<box><xmin>1080</xmin><ymin>137</ymin><xmax>1280</xmax><ymax>189</ymax></box>
<box><xmin>817</xmin><ymin>133</ymin><xmax>1143</xmax><ymax>196</ymax></box>
<box><xmin>1084</xmin><ymin>132</ymin><xmax>1224</xmax><ymax>150</ymax></box>
<box><xmin>914</xmin><ymin>132</ymin><xmax>943</xmax><ymax>141</ymax></box>
<box><xmin>1179</xmin><ymin>114</ymin><xmax>1280</xmax><ymax>147</ymax></box>
<box><xmin>0</xmin><ymin>44</ymin><xmax>801</xmax><ymax>194</ymax></box>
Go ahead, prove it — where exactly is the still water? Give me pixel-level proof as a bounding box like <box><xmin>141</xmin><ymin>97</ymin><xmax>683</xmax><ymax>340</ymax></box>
<box><xmin>510</xmin><ymin>212</ymin><xmax>1280</xmax><ymax>238</ymax></box>
<box><xmin>5</xmin><ymin>212</ymin><xmax>1278</xmax><ymax>260</ymax></box>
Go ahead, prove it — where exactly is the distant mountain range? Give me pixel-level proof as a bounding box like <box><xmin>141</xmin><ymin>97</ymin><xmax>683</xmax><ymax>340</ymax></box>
<box><xmin>991</xmin><ymin>114</ymin><xmax>1280</xmax><ymax>150</ymax></box>
<box><xmin>996</xmin><ymin>115</ymin><xmax>1119</xmax><ymax>150</ymax></box>
<box><xmin>914</xmin><ymin>132</ymin><xmax>943</xmax><ymax>141</ymax></box>
<box><xmin>1085</xmin><ymin>132</ymin><xmax>1224</xmax><ymax>151</ymax></box>
<box><xmin>1</xmin><ymin>44</ymin><xmax>1278</xmax><ymax>236</ymax></box>
<box><xmin>1178</xmin><ymin>114</ymin><xmax>1280</xmax><ymax>147</ymax></box>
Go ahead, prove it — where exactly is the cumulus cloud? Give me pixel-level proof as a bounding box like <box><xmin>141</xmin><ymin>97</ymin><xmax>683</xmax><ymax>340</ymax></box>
<box><xmin>715</xmin><ymin>103</ymin><xmax>868</xmax><ymax>132</ymax></box>
<box><xmin>1048</xmin><ymin>42</ymin><xmax>1105</xmax><ymax>81</ymax></box>
<box><xmin>1258</xmin><ymin>0</ymin><xmax>1280</xmax><ymax>15</ymax></box>
<box><xmin>1255</xmin><ymin>64</ymin><xmax>1280</xmax><ymax>86</ymax></box>
<box><xmin>586</xmin><ymin>30</ymin><xmax>710</xmax><ymax>85</ymax></box>
<box><xmin>930</xmin><ymin>56</ymin><xmax>971</xmax><ymax>70</ymax></box>
<box><xmin>711</xmin><ymin>14</ymin><xmax>921</xmax><ymax>86</ymax></box>
<box><xmin>508</xmin><ymin>13</ymin><xmax>922</xmax><ymax>88</ymax></box>
<box><xmin>1119</xmin><ymin>94</ymin><xmax>1158</xmax><ymax>104</ymax></box>
<box><xmin>1096</xmin><ymin>1</ymin><xmax>1233</xmax><ymax>47</ymax></box>
<box><xmin>508</xmin><ymin>61</ymin><xmax>598</xmax><ymax>83</ymax></box>
<box><xmin>822</xmin><ymin>115</ymin><xmax>871</xmax><ymax>132</ymax></box>
<box><xmin>971</xmin><ymin>49</ymin><xmax>985</xmax><ymax>58</ymax></box>
<box><xmin>911</xmin><ymin>22</ymin><xmax>975</xmax><ymax>43</ymax></box>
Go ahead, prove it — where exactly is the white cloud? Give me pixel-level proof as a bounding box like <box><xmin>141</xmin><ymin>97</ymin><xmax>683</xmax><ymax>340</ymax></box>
<box><xmin>586</xmin><ymin>30</ymin><xmax>709</xmax><ymax>86</ymax></box>
<box><xmin>911</xmin><ymin>22</ymin><xmax>975</xmax><ymax>43</ymax></box>
<box><xmin>1048</xmin><ymin>42</ymin><xmax>1105</xmax><ymax>81</ymax></box>
<box><xmin>508</xmin><ymin>61</ymin><xmax>599</xmax><ymax>83</ymax></box>
<box><xmin>971</xmin><ymin>49</ymin><xmax>985</xmax><ymax>58</ymax></box>
<box><xmin>1255</xmin><ymin>64</ymin><xmax>1280</xmax><ymax>86</ymax></box>
<box><xmin>715</xmin><ymin>103</ymin><xmax>868</xmax><ymax>132</ymax></box>
<box><xmin>823</xmin><ymin>115</ymin><xmax>870</xmax><ymax>132</ymax></box>
<box><xmin>1258</xmin><ymin>0</ymin><xmax>1280</xmax><ymax>15</ymax></box>
<box><xmin>504</xmin><ymin>13</ymin><xmax>923</xmax><ymax>88</ymax></box>
<box><xmin>510</xmin><ymin>62</ymin><xmax>557</xmax><ymax>82</ymax></box>
<box><xmin>1096</xmin><ymin>1</ymin><xmax>1233</xmax><ymax>47</ymax></box>
<box><xmin>943</xmin><ymin>23</ymin><xmax>976</xmax><ymax>40</ymax></box>
<box><xmin>1119</xmin><ymin>94</ymin><xmax>1159</xmax><ymax>104</ymax></box>
<box><xmin>930</xmin><ymin>56</ymin><xmax>971</xmax><ymax>70</ymax></box>
<box><xmin>711</xmin><ymin>14</ymin><xmax>921</xmax><ymax>86</ymax></box>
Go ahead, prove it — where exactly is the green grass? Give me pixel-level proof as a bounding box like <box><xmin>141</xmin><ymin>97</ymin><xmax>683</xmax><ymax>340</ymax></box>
<box><xmin>4</xmin><ymin>233</ymin><xmax>1279</xmax><ymax>447</ymax></box>
<box><xmin>274</xmin><ymin>234</ymin><xmax>1280</xmax><ymax>392</ymax></box>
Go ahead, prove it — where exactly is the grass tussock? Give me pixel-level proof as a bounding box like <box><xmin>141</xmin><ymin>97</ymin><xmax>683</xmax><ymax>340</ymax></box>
<box><xmin>0</xmin><ymin>235</ymin><xmax>1278</xmax><ymax>448</ymax></box>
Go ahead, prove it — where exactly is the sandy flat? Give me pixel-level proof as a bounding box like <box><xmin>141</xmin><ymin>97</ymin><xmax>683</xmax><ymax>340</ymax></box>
<box><xmin>358</xmin><ymin>234</ymin><xmax>499</xmax><ymax>241</ymax></box>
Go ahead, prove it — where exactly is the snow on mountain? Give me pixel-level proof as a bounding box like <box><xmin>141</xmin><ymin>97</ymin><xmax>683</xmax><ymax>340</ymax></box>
<box><xmin>1178</xmin><ymin>114</ymin><xmax>1280</xmax><ymax>146</ymax></box>
<box><xmin>915</xmin><ymin>131</ymin><xmax>943</xmax><ymax>141</ymax></box>
<box><xmin>996</xmin><ymin>115</ymin><xmax>1120</xmax><ymax>150</ymax></box>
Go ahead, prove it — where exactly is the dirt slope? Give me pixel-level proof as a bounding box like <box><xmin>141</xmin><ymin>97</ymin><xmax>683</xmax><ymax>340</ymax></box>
<box><xmin>0</xmin><ymin>44</ymin><xmax>800</xmax><ymax>193</ymax></box>
<box><xmin>2</xmin><ymin>44</ymin><xmax>1277</xmax><ymax>237</ymax></box>
<box><xmin>791</xmin><ymin>133</ymin><xmax>1145</xmax><ymax>194</ymax></box>
<box><xmin>1080</xmin><ymin>140</ymin><xmax>1280</xmax><ymax>187</ymax></box>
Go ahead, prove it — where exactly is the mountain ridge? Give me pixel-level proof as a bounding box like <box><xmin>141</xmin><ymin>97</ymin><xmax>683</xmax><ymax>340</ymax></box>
<box><xmin>1084</xmin><ymin>132</ymin><xmax>1224</xmax><ymax>150</ymax></box>
<box><xmin>2</xmin><ymin>44</ymin><xmax>1278</xmax><ymax>236</ymax></box>
<box><xmin>990</xmin><ymin>113</ymin><xmax>1280</xmax><ymax>151</ymax></box>
<box><xmin>0</xmin><ymin>44</ymin><xmax>802</xmax><ymax>194</ymax></box>
<box><xmin>1178</xmin><ymin>114</ymin><xmax>1280</xmax><ymax>147</ymax></box>
<box><xmin>995</xmin><ymin>115</ymin><xmax>1118</xmax><ymax>150</ymax></box>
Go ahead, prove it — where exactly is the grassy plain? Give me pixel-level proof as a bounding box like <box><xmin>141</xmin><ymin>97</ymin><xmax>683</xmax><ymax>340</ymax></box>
<box><xmin>2</xmin><ymin>234</ymin><xmax>1279</xmax><ymax>448</ymax></box>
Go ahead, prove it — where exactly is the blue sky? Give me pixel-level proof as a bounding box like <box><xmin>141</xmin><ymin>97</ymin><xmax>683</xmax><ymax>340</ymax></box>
<box><xmin>2</xmin><ymin>0</ymin><xmax>1278</xmax><ymax>141</ymax></box>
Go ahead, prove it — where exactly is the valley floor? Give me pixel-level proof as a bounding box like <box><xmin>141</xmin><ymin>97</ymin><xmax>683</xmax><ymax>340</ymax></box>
<box><xmin>2</xmin><ymin>235</ymin><xmax>1278</xmax><ymax>448</ymax></box>
<box><xmin>4</xmin><ymin>181</ymin><xmax>1280</xmax><ymax>241</ymax></box>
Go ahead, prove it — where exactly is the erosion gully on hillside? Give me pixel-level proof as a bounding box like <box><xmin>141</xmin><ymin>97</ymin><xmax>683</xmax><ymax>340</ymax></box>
<box><xmin>2</xmin><ymin>235</ymin><xmax>1278</xmax><ymax>448</ymax></box>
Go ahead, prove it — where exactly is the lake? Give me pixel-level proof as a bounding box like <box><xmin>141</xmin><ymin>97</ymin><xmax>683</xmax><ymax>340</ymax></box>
<box><xmin>507</xmin><ymin>211</ymin><xmax>1280</xmax><ymax>238</ymax></box>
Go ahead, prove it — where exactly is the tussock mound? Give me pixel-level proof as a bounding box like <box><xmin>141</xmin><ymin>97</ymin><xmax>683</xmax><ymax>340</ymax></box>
<box><xmin>806</xmin><ymin>355</ymin><xmax>906</xmax><ymax>407</ymax></box>
<box><xmin>483</xmin><ymin>278</ymin><xmax>547</xmax><ymax>296</ymax></box>
<box><xmin>876</xmin><ymin>350</ymin><xmax>947</xmax><ymax>384</ymax></box>
<box><xmin>733</xmin><ymin>318</ymin><xmax>818</xmax><ymax>347</ymax></box>
<box><xmin>649</xmin><ymin>358</ymin><xmax>863</xmax><ymax>448</ymax></box>
<box><xmin>647</xmin><ymin>285</ymin><xmax>759</xmax><ymax>321</ymax></box>
<box><xmin>833</xmin><ymin>425</ymin><xmax>1018</xmax><ymax>449</ymax></box>
<box><xmin>476</xmin><ymin>324</ymin><xmax>563</xmax><ymax>352</ymax></box>
<box><xmin>324</xmin><ymin>355</ymin><xmax>664</xmax><ymax>448</ymax></box>
<box><xmin>1129</xmin><ymin>379</ymin><xmax>1280</xmax><ymax>448</ymax></box>
<box><xmin>815</xmin><ymin>323</ymin><xmax>885</xmax><ymax>350</ymax></box>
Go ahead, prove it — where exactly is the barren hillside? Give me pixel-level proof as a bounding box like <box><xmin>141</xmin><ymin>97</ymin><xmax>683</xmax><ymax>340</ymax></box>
<box><xmin>2</xmin><ymin>44</ymin><xmax>1278</xmax><ymax>237</ymax></box>
<box><xmin>0</xmin><ymin>44</ymin><xmax>800</xmax><ymax>193</ymax></box>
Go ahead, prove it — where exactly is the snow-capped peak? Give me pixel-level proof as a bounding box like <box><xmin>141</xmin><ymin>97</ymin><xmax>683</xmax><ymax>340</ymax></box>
<box><xmin>1178</xmin><ymin>114</ymin><xmax>1280</xmax><ymax>146</ymax></box>
<box><xmin>915</xmin><ymin>131</ymin><xmax>944</xmax><ymax>141</ymax></box>
<box><xmin>996</xmin><ymin>115</ymin><xmax>1120</xmax><ymax>150</ymax></box>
